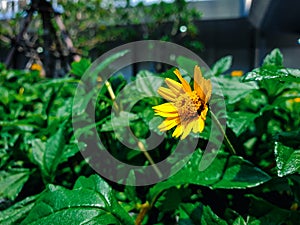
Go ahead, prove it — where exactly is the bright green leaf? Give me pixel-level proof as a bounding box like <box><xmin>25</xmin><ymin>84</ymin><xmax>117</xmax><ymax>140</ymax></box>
<box><xmin>21</xmin><ymin>175</ymin><xmax>134</xmax><ymax>225</ymax></box>
<box><xmin>70</xmin><ymin>58</ymin><xmax>91</xmax><ymax>77</ymax></box>
<box><xmin>262</xmin><ymin>48</ymin><xmax>283</xmax><ymax>67</ymax></box>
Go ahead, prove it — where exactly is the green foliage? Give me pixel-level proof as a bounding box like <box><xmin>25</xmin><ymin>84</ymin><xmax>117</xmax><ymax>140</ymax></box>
<box><xmin>20</xmin><ymin>175</ymin><xmax>134</xmax><ymax>225</ymax></box>
<box><xmin>1</xmin><ymin>48</ymin><xmax>300</xmax><ymax>225</ymax></box>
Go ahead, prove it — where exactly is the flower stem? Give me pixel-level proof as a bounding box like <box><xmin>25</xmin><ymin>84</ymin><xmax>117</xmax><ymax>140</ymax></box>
<box><xmin>102</xmin><ymin>78</ymin><xmax>163</xmax><ymax>178</ymax></box>
<box><xmin>210</xmin><ymin>111</ymin><xmax>236</xmax><ymax>155</ymax></box>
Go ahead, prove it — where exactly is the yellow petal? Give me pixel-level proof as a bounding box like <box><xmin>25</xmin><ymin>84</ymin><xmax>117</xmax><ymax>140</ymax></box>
<box><xmin>197</xmin><ymin>117</ymin><xmax>205</xmax><ymax>133</ymax></box>
<box><xmin>157</xmin><ymin>87</ymin><xmax>176</xmax><ymax>101</ymax></box>
<box><xmin>154</xmin><ymin>111</ymin><xmax>179</xmax><ymax>118</ymax></box>
<box><xmin>174</xmin><ymin>69</ymin><xmax>192</xmax><ymax>93</ymax></box>
<box><xmin>165</xmin><ymin>78</ymin><xmax>183</xmax><ymax>95</ymax></box>
<box><xmin>193</xmin><ymin>65</ymin><xmax>212</xmax><ymax>103</ymax></box>
<box><xmin>180</xmin><ymin>120</ymin><xmax>195</xmax><ymax>139</ymax></box>
<box><xmin>158</xmin><ymin>117</ymin><xmax>180</xmax><ymax>131</ymax></box>
<box><xmin>152</xmin><ymin>103</ymin><xmax>177</xmax><ymax>113</ymax></box>
<box><xmin>200</xmin><ymin>105</ymin><xmax>208</xmax><ymax>120</ymax></box>
<box><xmin>172</xmin><ymin>124</ymin><xmax>183</xmax><ymax>138</ymax></box>
<box><xmin>192</xmin><ymin>118</ymin><xmax>200</xmax><ymax>133</ymax></box>
<box><xmin>194</xmin><ymin>65</ymin><xmax>205</xmax><ymax>100</ymax></box>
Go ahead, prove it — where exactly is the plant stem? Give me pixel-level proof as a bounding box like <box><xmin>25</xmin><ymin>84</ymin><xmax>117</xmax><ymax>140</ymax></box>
<box><xmin>102</xmin><ymin>78</ymin><xmax>163</xmax><ymax>178</ymax></box>
<box><xmin>210</xmin><ymin>111</ymin><xmax>236</xmax><ymax>155</ymax></box>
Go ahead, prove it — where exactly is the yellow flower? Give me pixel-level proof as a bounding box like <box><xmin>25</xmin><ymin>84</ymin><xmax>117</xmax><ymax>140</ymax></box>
<box><xmin>153</xmin><ymin>66</ymin><xmax>212</xmax><ymax>139</ymax></box>
<box><xmin>30</xmin><ymin>63</ymin><xmax>43</xmax><ymax>71</ymax></box>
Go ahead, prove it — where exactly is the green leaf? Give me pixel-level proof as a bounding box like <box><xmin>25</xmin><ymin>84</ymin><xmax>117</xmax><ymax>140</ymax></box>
<box><xmin>149</xmin><ymin>150</ymin><xmax>271</xmax><ymax>199</ymax></box>
<box><xmin>0</xmin><ymin>195</ymin><xmax>38</xmax><ymax>225</ymax></box>
<box><xmin>91</xmin><ymin>50</ymin><xmax>129</xmax><ymax>78</ymax></box>
<box><xmin>211</xmin><ymin>56</ymin><xmax>232</xmax><ymax>76</ymax></box>
<box><xmin>178</xmin><ymin>203</ymin><xmax>228</xmax><ymax>225</ymax></box>
<box><xmin>136</xmin><ymin>70</ymin><xmax>164</xmax><ymax>96</ymax></box>
<box><xmin>227</xmin><ymin>112</ymin><xmax>258</xmax><ymax>136</ymax></box>
<box><xmin>155</xmin><ymin>187</ymin><xmax>191</xmax><ymax>212</ymax></box>
<box><xmin>243</xmin><ymin>67</ymin><xmax>300</xmax><ymax>82</ymax></box>
<box><xmin>0</xmin><ymin>120</ymin><xmax>38</xmax><ymax>132</ymax></box>
<box><xmin>232</xmin><ymin>216</ymin><xmax>247</xmax><ymax>225</ymax></box>
<box><xmin>176</xmin><ymin>56</ymin><xmax>198</xmax><ymax>76</ymax></box>
<box><xmin>232</xmin><ymin>216</ymin><xmax>261</xmax><ymax>225</ymax></box>
<box><xmin>247</xmin><ymin>194</ymin><xmax>300</xmax><ymax>225</ymax></box>
<box><xmin>70</xmin><ymin>58</ymin><xmax>91</xmax><ymax>77</ymax></box>
<box><xmin>21</xmin><ymin>175</ymin><xmax>134</xmax><ymax>225</ymax></box>
<box><xmin>0</xmin><ymin>169</ymin><xmax>31</xmax><ymax>200</ymax></box>
<box><xmin>262</xmin><ymin>48</ymin><xmax>283</xmax><ymax>67</ymax></box>
<box><xmin>30</xmin><ymin>122</ymin><xmax>67</xmax><ymax>182</ymax></box>
<box><xmin>0</xmin><ymin>86</ymin><xmax>10</xmax><ymax>105</ymax></box>
<box><xmin>101</xmin><ymin>111</ymin><xmax>139</xmax><ymax>132</ymax></box>
<box><xmin>274</xmin><ymin>142</ymin><xmax>300</xmax><ymax>177</ymax></box>
<box><xmin>44</xmin><ymin>122</ymin><xmax>67</xmax><ymax>177</ymax></box>
<box><xmin>216</xmin><ymin>77</ymin><xmax>258</xmax><ymax>104</ymax></box>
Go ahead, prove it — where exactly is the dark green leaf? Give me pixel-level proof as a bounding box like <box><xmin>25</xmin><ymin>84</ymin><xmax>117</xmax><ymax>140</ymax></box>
<box><xmin>274</xmin><ymin>142</ymin><xmax>300</xmax><ymax>177</ymax></box>
<box><xmin>44</xmin><ymin>122</ymin><xmax>67</xmax><ymax>178</ymax></box>
<box><xmin>178</xmin><ymin>203</ymin><xmax>228</xmax><ymax>225</ymax></box>
<box><xmin>30</xmin><ymin>122</ymin><xmax>67</xmax><ymax>182</ymax></box>
<box><xmin>227</xmin><ymin>112</ymin><xmax>258</xmax><ymax>136</ymax></box>
<box><xmin>247</xmin><ymin>194</ymin><xmax>300</xmax><ymax>225</ymax></box>
<box><xmin>0</xmin><ymin>195</ymin><xmax>38</xmax><ymax>225</ymax></box>
<box><xmin>149</xmin><ymin>150</ymin><xmax>271</xmax><ymax>199</ymax></box>
<box><xmin>0</xmin><ymin>169</ymin><xmax>31</xmax><ymax>200</ymax></box>
<box><xmin>21</xmin><ymin>175</ymin><xmax>134</xmax><ymax>225</ymax></box>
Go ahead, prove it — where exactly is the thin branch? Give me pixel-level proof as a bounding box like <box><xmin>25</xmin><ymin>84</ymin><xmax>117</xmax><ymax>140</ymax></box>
<box><xmin>103</xmin><ymin>79</ymin><xmax>163</xmax><ymax>178</ymax></box>
<box><xmin>210</xmin><ymin>111</ymin><xmax>236</xmax><ymax>155</ymax></box>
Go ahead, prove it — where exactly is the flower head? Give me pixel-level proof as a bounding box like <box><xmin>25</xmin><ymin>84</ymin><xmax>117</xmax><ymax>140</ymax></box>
<box><xmin>153</xmin><ymin>65</ymin><xmax>212</xmax><ymax>139</ymax></box>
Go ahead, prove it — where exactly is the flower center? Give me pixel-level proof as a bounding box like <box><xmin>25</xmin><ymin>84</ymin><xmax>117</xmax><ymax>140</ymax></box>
<box><xmin>174</xmin><ymin>91</ymin><xmax>203</xmax><ymax>120</ymax></box>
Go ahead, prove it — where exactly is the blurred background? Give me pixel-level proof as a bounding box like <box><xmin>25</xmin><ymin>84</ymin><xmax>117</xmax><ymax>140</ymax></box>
<box><xmin>0</xmin><ymin>0</ymin><xmax>299</xmax><ymax>76</ymax></box>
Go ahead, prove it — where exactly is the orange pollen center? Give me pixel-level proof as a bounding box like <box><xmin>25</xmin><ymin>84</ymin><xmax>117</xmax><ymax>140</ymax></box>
<box><xmin>174</xmin><ymin>91</ymin><xmax>203</xmax><ymax>120</ymax></box>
